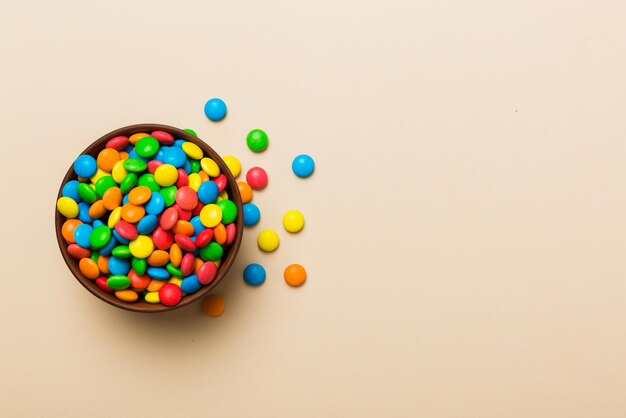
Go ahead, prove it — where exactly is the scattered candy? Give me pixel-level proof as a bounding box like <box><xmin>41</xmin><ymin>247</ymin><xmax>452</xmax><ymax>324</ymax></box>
<box><xmin>243</xmin><ymin>203</ymin><xmax>260</xmax><ymax>226</ymax></box>
<box><xmin>202</xmin><ymin>294</ymin><xmax>225</xmax><ymax>317</ymax></box>
<box><xmin>223</xmin><ymin>156</ymin><xmax>241</xmax><ymax>178</ymax></box>
<box><xmin>243</xmin><ymin>263</ymin><xmax>266</xmax><ymax>286</ymax></box>
<box><xmin>283</xmin><ymin>210</ymin><xmax>304</xmax><ymax>233</ymax></box>
<box><xmin>246</xmin><ymin>129</ymin><xmax>268</xmax><ymax>152</ymax></box>
<box><xmin>204</xmin><ymin>98</ymin><xmax>227</xmax><ymax>121</ymax></box>
<box><xmin>292</xmin><ymin>154</ymin><xmax>315</xmax><ymax>178</ymax></box>
<box><xmin>257</xmin><ymin>229</ymin><xmax>279</xmax><ymax>252</ymax></box>
<box><xmin>284</xmin><ymin>264</ymin><xmax>306</xmax><ymax>287</ymax></box>
<box><xmin>246</xmin><ymin>167</ymin><xmax>268</xmax><ymax>190</ymax></box>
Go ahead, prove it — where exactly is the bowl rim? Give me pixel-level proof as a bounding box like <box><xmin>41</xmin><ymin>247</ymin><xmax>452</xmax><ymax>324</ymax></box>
<box><xmin>55</xmin><ymin>123</ymin><xmax>244</xmax><ymax>313</ymax></box>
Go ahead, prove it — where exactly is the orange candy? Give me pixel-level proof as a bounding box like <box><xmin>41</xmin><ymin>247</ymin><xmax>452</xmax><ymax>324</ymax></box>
<box><xmin>97</xmin><ymin>148</ymin><xmax>121</xmax><ymax>172</ymax></box>
<box><xmin>169</xmin><ymin>243</ymin><xmax>182</xmax><ymax>267</ymax></box>
<box><xmin>61</xmin><ymin>219</ymin><xmax>82</xmax><ymax>243</ymax></box>
<box><xmin>202</xmin><ymin>295</ymin><xmax>225</xmax><ymax>317</ymax></box>
<box><xmin>115</xmin><ymin>289</ymin><xmax>138</xmax><ymax>302</ymax></box>
<box><xmin>120</xmin><ymin>203</ymin><xmax>145</xmax><ymax>223</ymax></box>
<box><xmin>147</xmin><ymin>279</ymin><xmax>166</xmax><ymax>292</ymax></box>
<box><xmin>102</xmin><ymin>187</ymin><xmax>123</xmax><ymax>210</ymax></box>
<box><xmin>284</xmin><ymin>264</ymin><xmax>306</xmax><ymax>287</ymax></box>
<box><xmin>88</xmin><ymin>200</ymin><xmax>107</xmax><ymax>219</ymax></box>
<box><xmin>147</xmin><ymin>250</ymin><xmax>169</xmax><ymax>266</ymax></box>
<box><xmin>172</xmin><ymin>220</ymin><xmax>194</xmax><ymax>236</ymax></box>
<box><xmin>214</xmin><ymin>223</ymin><xmax>227</xmax><ymax>245</ymax></box>
<box><xmin>128</xmin><ymin>186</ymin><xmax>152</xmax><ymax>205</ymax></box>
<box><xmin>198</xmin><ymin>171</ymin><xmax>210</xmax><ymax>182</ymax></box>
<box><xmin>79</xmin><ymin>258</ymin><xmax>99</xmax><ymax>279</ymax></box>
<box><xmin>129</xmin><ymin>132</ymin><xmax>149</xmax><ymax>145</ymax></box>
<box><xmin>119</xmin><ymin>151</ymin><xmax>129</xmax><ymax>160</ymax></box>
<box><xmin>237</xmin><ymin>181</ymin><xmax>253</xmax><ymax>204</ymax></box>
<box><xmin>97</xmin><ymin>255</ymin><xmax>110</xmax><ymax>275</ymax></box>
<box><xmin>193</xmin><ymin>258</ymin><xmax>204</xmax><ymax>274</ymax></box>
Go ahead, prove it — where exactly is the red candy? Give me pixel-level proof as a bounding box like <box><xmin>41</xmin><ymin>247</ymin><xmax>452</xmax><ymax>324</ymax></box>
<box><xmin>214</xmin><ymin>174</ymin><xmax>227</xmax><ymax>192</ymax></box>
<box><xmin>192</xmin><ymin>202</ymin><xmax>204</xmax><ymax>216</ymax></box>
<box><xmin>106</xmin><ymin>136</ymin><xmax>129</xmax><ymax>150</ymax></box>
<box><xmin>115</xmin><ymin>220</ymin><xmax>139</xmax><ymax>240</ymax></box>
<box><xmin>194</xmin><ymin>228</ymin><xmax>214</xmax><ymax>247</ymax></box>
<box><xmin>175</xmin><ymin>186</ymin><xmax>198</xmax><ymax>211</ymax></box>
<box><xmin>176</xmin><ymin>169</ymin><xmax>189</xmax><ymax>188</ymax></box>
<box><xmin>174</xmin><ymin>233</ymin><xmax>196</xmax><ymax>252</ymax></box>
<box><xmin>67</xmin><ymin>244</ymin><xmax>90</xmax><ymax>259</ymax></box>
<box><xmin>158</xmin><ymin>283</ymin><xmax>183</xmax><ymax>306</ymax></box>
<box><xmin>172</xmin><ymin>203</ymin><xmax>192</xmax><ymax>221</ymax></box>
<box><xmin>160</xmin><ymin>207</ymin><xmax>178</xmax><ymax>230</ymax></box>
<box><xmin>152</xmin><ymin>226</ymin><xmax>174</xmax><ymax>250</ymax></box>
<box><xmin>246</xmin><ymin>167</ymin><xmax>268</xmax><ymax>190</ymax></box>
<box><xmin>180</xmin><ymin>253</ymin><xmax>195</xmax><ymax>276</ymax></box>
<box><xmin>198</xmin><ymin>261</ymin><xmax>217</xmax><ymax>285</ymax></box>
<box><xmin>96</xmin><ymin>276</ymin><xmax>115</xmax><ymax>293</ymax></box>
<box><xmin>151</xmin><ymin>130</ymin><xmax>175</xmax><ymax>145</ymax></box>
<box><xmin>147</xmin><ymin>160</ymin><xmax>164</xmax><ymax>174</ymax></box>
<box><xmin>226</xmin><ymin>223</ymin><xmax>237</xmax><ymax>245</ymax></box>
<box><xmin>129</xmin><ymin>270</ymin><xmax>150</xmax><ymax>290</ymax></box>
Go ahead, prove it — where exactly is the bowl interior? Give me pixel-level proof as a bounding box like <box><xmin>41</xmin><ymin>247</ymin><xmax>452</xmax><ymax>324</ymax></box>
<box><xmin>55</xmin><ymin>123</ymin><xmax>244</xmax><ymax>312</ymax></box>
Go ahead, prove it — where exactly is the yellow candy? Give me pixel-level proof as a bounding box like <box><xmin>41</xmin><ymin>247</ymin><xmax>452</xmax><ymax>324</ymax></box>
<box><xmin>129</xmin><ymin>235</ymin><xmax>154</xmax><ymax>259</ymax></box>
<box><xmin>257</xmin><ymin>229</ymin><xmax>280</xmax><ymax>252</ymax></box>
<box><xmin>200</xmin><ymin>204</ymin><xmax>222</xmax><ymax>228</ymax></box>
<box><xmin>56</xmin><ymin>197</ymin><xmax>79</xmax><ymax>218</ymax></box>
<box><xmin>217</xmin><ymin>191</ymin><xmax>229</xmax><ymax>202</ymax></box>
<box><xmin>188</xmin><ymin>173</ymin><xmax>202</xmax><ymax>191</ymax></box>
<box><xmin>214</xmin><ymin>259</ymin><xmax>221</xmax><ymax>269</ymax></box>
<box><xmin>90</xmin><ymin>167</ymin><xmax>109</xmax><ymax>184</ymax></box>
<box><xmin>181</xmin><ymin>142</ymin><xmax>203</xmax><ymax>160</ymax></box>
<box><xmin>145</xmin><ymin>292</ymin><xmax>160</xmax><ymax>304</ymax></box>
<box><xmin>200</xmin><ymin>157</ymin><xmax>220</xmax><ymax>177</ymax></box>
<box><xmin>111</xmin><ymin>160</ymin><xmax>127</xmax><ymax>183</ymax></box>
<box><xmin>223</xmin><ymin>156</ymin><xmax>241</xmax><ymax>178</ymax></box>
<box><xmin>108</xmin><ymin>206</ymin><xmax>122</xmax><ymax>228</ymax></box>
<box><xmin>283</xmin><ymin>210</ymin><xmax>305</xmax><ymax>233</ymax></box>
<box><xmin>154</xmin><ymin>164</ymin><xmax>178</xmax><ymax>187</ymax></box>
<box><xmin>168</xmin><ymin>277</ymin><xmax>182</xmax><ymax>286</ymax></box>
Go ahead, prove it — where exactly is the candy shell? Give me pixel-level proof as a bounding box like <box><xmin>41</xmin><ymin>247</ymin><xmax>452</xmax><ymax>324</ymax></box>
<box><xmin>257</xmin><ymin>230</ymin><xmax>279</xmax><ymax>252</ymax></box>
<box><xmin>204</xmin><ymin>98</ymin><xmax>227</xmax><ymax>121</ymax></box>
<box><xmin>246</xmin><ymin>129</ymin><xmax>268</xmax><ymax>152</ymax></box>
<box><xmin>243</xmin><ymin>263</ymin><xmax>266</xmax><ymax>286</ymax></box>
<box><xmin>282</xmin><ymin>210</ymin><xmax>305</xmax><ymax>233</ymax></box>
<box><xmin>129</xmin><ymin>235</ymin><xmax>154</xmax><ymax>259</ymax></box>
<box><xmin>175</xmin><ymin>186</ymin><xmax>198</xmax><ymax>211</ymax></box>
<box><xmin>74</xmin><ymin>155</ymin><xmax>98</xmax><ymax>178</ymax></box>
<box><xmin>246</xmin><ymin>167</ymin><xmax>268</xmax><ymax>190</ymax></box>
<box><xmin>202</xmin><ymin>295</ymin><xmax>225</xmax><ymax>317</ymax></box>
<box><xmin>57</xmin><ymin>197</ymin><xmax>79</xmax><ymax>218</ymax></box>
<box><xmin>284</xmin><ymin>264</ymin><xmax>306</xmax><ymax>287</ymax></box>
<box><xmin>159</xmin><ymin>283</ymin><xmax>183</xmax><ymax>306</ymax></box>
<box><xmin>198</xmin><ymin>261</ymin><xmax>218</xmax><ymax>285</ymax></box>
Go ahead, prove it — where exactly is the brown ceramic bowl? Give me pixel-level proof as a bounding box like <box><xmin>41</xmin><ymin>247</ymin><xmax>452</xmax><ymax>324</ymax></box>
<box><xmin>55</xmin><ymin>123</ymin><xmax>244</xmax><ymax>313</ymax></box>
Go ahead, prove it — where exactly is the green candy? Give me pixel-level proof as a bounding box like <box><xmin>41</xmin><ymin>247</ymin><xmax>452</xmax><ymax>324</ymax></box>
<box><xmin>184</xmin><ymin>128</ymin><xmax>197</xmax><ymax>137</ymax></box>
<box><xmin>189</xmin><ymin>159</ymin><xmax>200</xmax><ymax>173</ymax></box>
<box><xmin>77</xmin><ymin>183</ymin><xmax>97</xmax><ymax>203</ymax></box>
<box><xmin>89</xmin><ymin>225</ymin><xmax>111</xmax><ymax>249</ymax></box>
<box><xmin>217</xmin><ymin>199</ymin><xmax>237</xmax><ymax>224</ymax></box>
<box><xmin>246</xmin><ymin>129</ymin><xmax>268</xmax><ymax>152</ymax></box>
<box><xmin>123</xmin><ymin>158</ymin><xmax>148</xmax><ymax>173</ymax></box>
<box><xmin>138</xmin><ymin>173</ymin><xmax>160</xmax><ymax>192</ymax></box>
<box><xmin>132</xmin><ymin>257</ymin><xmax>147</xmax><ymax>275</ymax></box>
<box><xmin>106</xmin><ymin>275</ymin><xmax>130</xmax><ymax>290</ymax></box>
<box><xmin>120</xmin><ymin>173</ymin><xmax>138</xmax><ymax>194</ymax></box>
<box><xmin>90</xmin><ymin>251</ymin><xmax>100</xmax><ymax>263</ymax></box>
<box><xmin>112</xmin><ymin>245</ymin><xmax>131</xmax><ymax>259</ymax></box>
<box><xmin>166</xmin><ymin>263</ymin><xmax>183</xmax><ymax>278</ymax></box>
<box><xmin>135</xmin><ymin>136</ymin><xmax>160</xmax><ymax>158</ymax></box>
<box><xmin>200</xmin><ymin>242</ymin><xmax>223</xmax><ymax>261</ymax></box>
<box><xmin>160</xmin><ymin>185</ymin><xmax>177</xmax><ymax>207</ymax></box>
<box><xmin>95</xmin><ymin>176</ymin><xmax>117</xmax><ymax>197</ymax></box>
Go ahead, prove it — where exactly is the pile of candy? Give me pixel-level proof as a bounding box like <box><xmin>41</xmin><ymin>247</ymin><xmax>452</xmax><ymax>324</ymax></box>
<box><xmin>57</xmin><ymin>130</ymin><xmax>239</xmax><ymax>307</ymax></box>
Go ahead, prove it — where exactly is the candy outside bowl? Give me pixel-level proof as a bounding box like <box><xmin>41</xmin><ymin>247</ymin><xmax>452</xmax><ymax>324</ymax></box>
<box><xmin>55</xmin><ymin>124</ymin><xmax>244</xmax><ymax>313</ymax></box>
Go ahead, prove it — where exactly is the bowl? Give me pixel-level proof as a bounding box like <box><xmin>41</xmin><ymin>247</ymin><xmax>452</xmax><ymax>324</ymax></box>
<box><xmin>55</xmin><ymin>123</ymin><xmax>244</xmax><ymax>312</ymax></box>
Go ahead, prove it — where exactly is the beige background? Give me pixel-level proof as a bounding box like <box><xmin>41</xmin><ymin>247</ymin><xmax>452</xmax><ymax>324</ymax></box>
<box><xmin>1</xmin><ymin>0</ymin><xmax>626</xmax><ymax>416</ymax></box>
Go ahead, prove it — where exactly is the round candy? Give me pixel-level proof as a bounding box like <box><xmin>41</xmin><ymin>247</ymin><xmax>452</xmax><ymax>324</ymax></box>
<box><xmin>115</xmin><ymin>289</ymin><xmax>138</xmax><ymax>302</ymax></box>
<box><xmin>137</xmin><ymin>215</ymin><xmax>158</xmax><ymax>234</ymax></box>
<box><xmin>176</xmin><ymin>186</ymin><xmax>198</xmax><ymax>210</ymax></box>
<box><xmin>62</xmin><ymin>180</ymin><xmax>81</xmax><ymax>201</ymax></box>
<box><xmin>158</xmin><ymin>283</ymin><xmax>183</xmax><ymax>306</ymax></box>
<box><xmin>73</xmin><ymin>155</ymin><xmax>97</xmax><ymax>178</ymax></box>
<box><xmin>202</xmin><ymin>295</ymin><xmax>225</xmax><ymax>317</ymax></box>
<box><xmin>73</xmin><ymin>224</ymin><xmax>93</xmax><ymax>248</ymax></box>
<box><xmin>246</xmin><ymin>129</ymin><xmax>268</xmax><ymax>152</ymax></box>
<box><xmin>161</xmin><ymin>147</ymin><xmax>187</xmax><ymax>168</ymax></box>
<box><xmin>216</xmin><ymin>199</ymin><xmax>237</xmax><ymax>224</ymax></box>
<box><xmin>284</xmin><ymin>264</ymin><xmax>306</xmax><ymax>287</ymax></box>
<box><xmin>151</xmin><ymin>131</ymin><xmax>175</xmax><ymax>145</ymax></box>
<box><xmin>135</xmin><ymin>136</ymin><xmax>160</xmax><ymax>158</ymax></box>
<box><xmin>200</xmin><ymin>242</ymin><xmax>223</xmax><ymax>261</ymax></box>
<box><xmin>181</xmin><ymin>275</ymin><xmax>202</xmax><ymax>294</ymax></box>
<box><xmin>243</xmin><ymin>263</ymin><xmax>266</xmax><ymax>286</ymax></box>
<box><xmin>90</xmin><ymin>225</ymin><xmax>111</xmax><ymax>249</ymax></box>
<box><xmin>198</xmin><ymin>262</ymin><xmax>217</xmax><ymax>285</ymax></box>
<box><xmin>257</xmin><ymin>230</ymin><xmax>279</xmax><ymax>252</ymax></box>
<box><xmin>292</xmin><ymin>154</ymin><xmax>315</xmax><ymax>178</ymax></box>
<box><xmin>223</xmin><ymin>156</ymin><xmax>241</xmax><ymax>178</ymax></box>
<box><xmin>145</xmin><ymin>192</ymin><xmax>165</xmax><ymax>215</ymax></box>
<box><xmin>283</xmin><ymin>210</ymin><xmax>304</xmax><ymax>233</ymax></box>
<box><xmin>107</xmin><ymin>275</ymin><xmax>131</xmax><ymax>290</ymax></box>
<box><xmin>154</xmin><ymin>164</ymin><xmax>178</xmax><ymax>187</ymax></box>
<box><xmin>181</xmin><ymin>142</ymin><xmax>203</xmax><ymax>160</ymax></box>
<box><xmin>246</xmin><ymin>167</ymin><xmax>268</xmax><ymax>190</ymax></box>
<box><xmin>108</xmin><ymin>257</ymin><xmax>131</xmax><ymax>275</ymax></box>
<box><xmin>97</xmin><ymin>148</ymin><xmax>120</xmax><ymax>172</ymax></box>
<box><xmin>237</xmin><ymin>182</ymin><xmax>253</xmax><ymax>204</ymax></box>
<box><xmin>129</xmin><ymin>235</ymin><xmax>154</xmax><ymax>259</ymax></box>
<box><xmin>243</xmin><ymin>203</ymin><xmax>260</xmax><ymax>226</ymax></box>
<box><xmin>102</xmin><ymin>187</ymin><xmax>123</xmax><ymax>210</ymax></box>
<box><xmin>128</xmin><ymin>186</ymin><xmax>152</xmax><ymax>205</ymax></box>
<box><xmin>123</xmin><ymin>158</ymin><xmax>147</xmax><ymax>173</ymax></box>
<box><xmin>62</xmin><ymin>219</ymin><xmax>82</xmax><ymax>243</ymax></box>
<box><xmin>120</xmin><ymin>203</ymin><xmax>145</xmax><ymax>223</ymax></box>
<box><xmin>79</xmin><ymin>258</ymin><xmax>99</xmax><ymax>279</ymax></box>
<box><xmin>204</xmin><ymin>98</ymin><xmax>227</xmax><ymax>121</ymax></box>
<box><xmin>200</xmin><ymin>204</ymin><xmax>222</xmax><ymax>228</ymax></box>
<box><xmin>197</xmin><ymin>181</ymin><xmax>219</xmax><ymax>204</ymax></box>
<box><xmin>57</xmin><ymin>197</ymin><xmax>79</xmax><ymax>218</ymax></box>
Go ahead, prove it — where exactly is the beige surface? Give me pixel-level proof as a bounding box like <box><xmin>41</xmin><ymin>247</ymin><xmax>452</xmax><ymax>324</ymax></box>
<box><xmin>1</xmin><ymin>0</ymin><xmax>626</xmax><ymax>416</ymax></box>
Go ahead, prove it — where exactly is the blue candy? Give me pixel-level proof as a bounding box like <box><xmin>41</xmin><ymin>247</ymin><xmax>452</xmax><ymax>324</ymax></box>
<box><xmin>137</xmin><ymin>215</ymin><xmax>159</xmax><ymax>234</ymax></box>
<box><xmin>161</xmin><ymin>146</ymin><xmax>187</xmax><ymax>168</ymax></box>
<box><xmin>128</xmin><ymin>149</ymin><xmax>149</xmax><ymax>162</ymax></box>
<box><xmin>197</xmin><ymin>181</ymin><xmax>219</xmax><ymax>204</ymax></box>
<box><xmin>93</xmin><ymin>219</ymin><xmax>104</xmax><ymax>228</ymax></box>
<box><xmin>180</xmin><ymin>275</ymin><xmax>202</xmax><ymax>294</ymax></box>
<box><xmin>154</xmin><ymin>149</ymin><xmax>164</xmax><ymax>162</ymax></box>
<box><xmin>73</xmin><ymin>224</ymin><xmax>93</xmax><ymax>248</ymax></box>
<box><xmin>62</xmin><ymin>180</ymin><xmax>81</xmax><ymax>202</ymax></box>
<box><xmin>122</xmin><ymin>194</ymin><xmax>129</xmax><ymax>205</ymax></box>
<box><xmin>145</xmin><ymin>192</ymin><xmax>165</xmax><ymax>215</ymax></box>
<box><xmin>189</xmin><ymin>216</ymin><xmax>205</xmax><ymax>235</ymax></box>
<box><xmin>73</xmin><ymin>154</ymin><xmax>97</xmax><ymax>178</ymax></box>
<box><xmin>243</xmin><ymin>203</ymin><xmax>260</xmax><ymax>226</ymax></box>
<box><xmin>147</xmin><ymin>267</ymin><xmax>170</xmax><ymax>280</ymax></box>
<box><xmin>183</xmin><ymin>160</ymin><xmax>192</xmax><ymax>174</ymax></box>
<box><xmin>292</xmin><ymin>154</ymin><xmax>315</xmax><ymax>178</ymax></box>
<box><xmin>99</xmin><ymin>237</ymin><xmax>117</xmax><ymax>256</ymax></box>
<box><xmin>112</xmin><ymin>230</ymin><xmax>130</xmax><ymax>245</ymax></box>
<box><xmin>174</xmin><ymin>139</ymin><xmax>185</xmax><ymax>148</ymax></box>
<box><xmin>108</xmin><ymin>257</ymin><xmax>131</xmax><ymax>275</ymax></box>
<box><xmin>243</xmin><ymin>263</ymin><xmax>266</xmax><ymax>286</ymax></box>
<box><xmin>204</xmin><ymin>98</ymin><xmax>227</xmax><ymax>121</ymax></box>
<box><xmin>77</xmin><ymin>202</ymin><xmax>93</xmax><ymax>223</ymax></box>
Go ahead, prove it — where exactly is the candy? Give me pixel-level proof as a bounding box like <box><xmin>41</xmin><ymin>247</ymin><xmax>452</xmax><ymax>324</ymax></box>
<box><xmin>204</xmin><ymin>98</ymin><xmax>227</xmax><ymax>121</ymax></box>
<box><xmin>202</xmin><ymin>295</ymin><xmax>225</xmax><ymax>317</ymax></box>
<box><xmin>77</xmin><ymin>183</ymin><xmax>97</xmax><ymax>203</ymax></box>
<box><xmin>62</xmin><ymin>219</ymin><xmax>82</xmax><ymax>243</ymax></box>
<box><xmin>243</xmin><ymin>203</ymin><xmax>260</xmax><ymax>226</ymax></box>
<box><xmin>96</xmin><ymin>277</ymin><xmax>114</xmax><ymax>293</ymax></box>
<box><xmin>200</xmin><ymin>204</ymin><xmax>222</xmax><ymax>228</ymax></box>
<box><xmin>237</xmin><ymin>182</ymin><xmax>253</xmax><ymax>204</ymax></box>
<box><xmin>282</xmin><ymin>210</ymin><xmax>304</xmax><ymax>233</ymax></box>
<box><xmin>97</xmin><ymin>148</ymin><xmax>120</xmax><ymax>172</ymax></box>
<box><xmin>90</xmin><ymin>225</ymin><xmax>111</xmax><ymax>249</ymax></box>
<box><xmin>154</xmin><ymin>164</ymin><xmax>178</xmax><ymax>187</ymax></box>
<box><xmin>284</xmin><ymin>264</ymin><xmax>306</xmax><ymax>287</ymax></box>
<box><xmin>198</xmin><ymin>262</ymin><xmax>217</xmax><ymax>284</ymax></box>
<box><xmin>182</xmin><ymin>142</ymin><xmax>203</xmax><ymax>160</ymax></box>
<box><xmin>73</xmin><ymin>224</ymin><xmax>93</xmax><ymax>248</ymax></box>
<box><xmin>291</xmin><ymin>154</ymin><xmax>315</xmax><ymax>178</ymax></box>
<box><xmin>257</xmin><ymin>230</ymin><xmax>279</xmax><ymax>252</ymax></box>
<box><xmin>62</xmin><ymin>180</ymin><xmax>81</xmax><ymax>201</ymax></box>
<box><xmin>199</xmin><ymin>242</ymin><xmax>223</xmax><ymax>261</ymax></box>
<box><xmin>223</xmin><ymin>156</ymin><xmax>241</xmax><ymax>178</ymax></box>
<box><xmin>216</xmin><ymin>199</ymin><xmax>237</xmax><ymax>224</ymax></box>
<box><xmin>106</xmin><ymin>136</ymin><xmax>129</xmax><ymax>150</ymax></box>
<box><xmin>246</xmin><ymin>129</ymin><xmax>268</xmax><ymax>152</ymax></box>
<box><xmin>151</xmin><ymin>131</ymin><xmax>174</xmax><ymax>145</ymax></box>
<box><xmin>102</xmin><ymin>187</ymin><xmax>123</xmax><ymax>210</ymax></box>
<box><xmin>115</xmin><ymin>289</ymin><xmax>138</xmax><ymax>302</ymax></box>
<box><xmin>176</xmin><ymin>186</ymin><xmax>198</xmax><ymax>210</ymax></box>
<box><xmin>197</xmin><ymin>181</ymin><xmax>219</xmax><ymax>204</ymax></box>
<box><xmin>243</xmin><ymin>263</ymin><xmax>265</xmax><ymax>286</ymax></box>
<box><xmin>74</xmin><ymin>155</ymin><xmax>97</xmax><ymax>178</ymax></box>
<box><xmin>107</xmin><ymin>275</ymin><xmax>131</xmax><ymax>290</ymax></box>
<box><xmin>57</xmin><ymin>197</ymin><xmax>79</xmax><ymax>218</ymax></box>
<box><xmin>160</xmin><ymin>207</ymin><xmax>178</xmax><ymax>230</ymax></box>
<box><xmin>181</xmin><ymin>275</ymin><xmax>202</xmax><ymax>294</ymax></box>
<box><xmin>246</xmin><ymin>167</ymin><xmax>268</xmax><ymax>190</ymax></box>
<box><xmin>128</xmin><ymin>186</ymin><xmax>152</xmax><ymax>205</ymax></box>
<box><xmin>200</xmin><ymin>158</ymin><xmax>220</xmax><ymax>177</ymax></box>
<box><xmin>79</xmin><ymin>258</ymin><xmax>100</xmax><ymax>279</ymax></box>
<box><xmin>159</xmin><ymin>283</ymin><xmax>183</xmax><ymax>306</ymax></box>
<box><xmin>135</xmin><ymin>136</ymin><xmax>160</xmax><ymax>158</ymax></box>
<box><xmin>129</xmin><ymin>235</ymin><xmax>154</xmax><ymax>259</ymax></box>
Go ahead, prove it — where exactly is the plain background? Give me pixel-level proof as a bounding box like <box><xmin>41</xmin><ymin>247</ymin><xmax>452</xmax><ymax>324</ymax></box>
<box><xmin>1</xmin><ymin>0</ymin><xmax>626</xmax><ymax>416</ymax></box>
